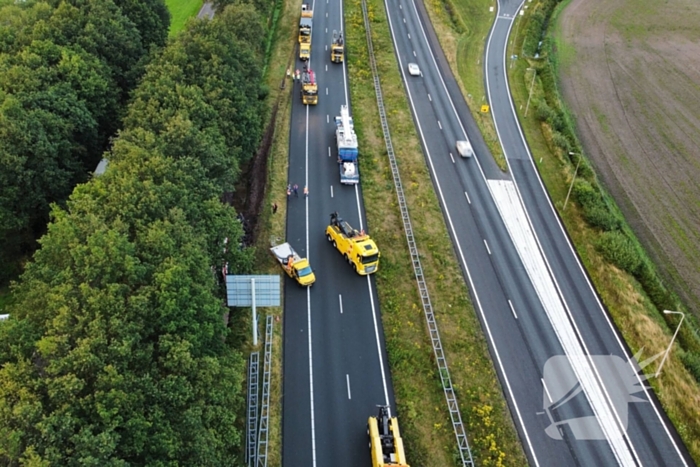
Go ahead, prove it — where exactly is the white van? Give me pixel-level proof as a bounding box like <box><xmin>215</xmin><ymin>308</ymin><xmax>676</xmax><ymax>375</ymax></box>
<box><xmin>456</xmin><ymin>140</ymin><xmax>474</xmax><ymax>158</ymax></box>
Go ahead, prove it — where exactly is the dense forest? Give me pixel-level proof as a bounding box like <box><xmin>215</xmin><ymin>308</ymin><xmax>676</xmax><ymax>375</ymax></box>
<box><xmin>0</xmin><ymin>0</ymin><xmax>170</xmax><ymax>279</ymax></box>
<box><xmin>0</xmin><ymin>0</ymin><xmax>269</xmax><ymax>464</ymax></box>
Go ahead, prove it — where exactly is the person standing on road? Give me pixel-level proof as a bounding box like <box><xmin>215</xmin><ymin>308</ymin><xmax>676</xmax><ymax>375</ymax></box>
<box><xmin>293</xmin><ymin>184</ymin><xmax>299</xmax><ymax>197</ymax></box>
<box><xmin>303</xmin><ymin>185</ymin><xmax>308</xmax><ymax>198</ymax></box>
<box><xmin>287</xmin><ymin>184</ymin><xmax>292</xmax><ymax>199</ymax></box>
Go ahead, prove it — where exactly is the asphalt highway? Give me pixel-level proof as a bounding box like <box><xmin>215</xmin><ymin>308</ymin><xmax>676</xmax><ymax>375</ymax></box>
<box><xmin>382</xmin><ymin>0</ymin><xmax>693</xmax><ymax>465</ymax></box>
<box><xmin>281</xmin><ymin>1</ymin><xmax>396</xmax><ymax>466</ymax></box>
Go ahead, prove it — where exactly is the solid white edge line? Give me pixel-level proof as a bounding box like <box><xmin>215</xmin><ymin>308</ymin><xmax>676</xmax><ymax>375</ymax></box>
<box><xmin>488</xmin><ymin>1</ymin><xmax>653</xmax><ymax>464</ymax></box>
<box><xmin>305</xmin><ymin>14</ymin><xmax>317</xmax><ymax>462</ymax></box>
<box><xmin>495</xmin><ymin>3</ymin><xmax>689</xmax><ymax>465</ymax></box>
<box><xmin>353</xmin><ymin>185</ymin><xmax>363</xmax><ymax>230</ymax></box>
<box><xmin>304</xmin><ymin>94</ymin><xmax>317</xmax><ymax>467</ymax></box>
<box><xmin>367</xmin><ymin>274</ymin><xmax>391</xmax><ymax>410</ymax></box>
<box><xmin>395</xmin><ymin>0</ymin><xmax>540</xmax><ymax>463</ymax></box>
<box><xmin>344</xmin><ymin>0</ymin><xmax>391</xmax><ymax>413</ymax></box>
<box><xmin>412</xmin><ymin>0</ymin><xmax>643</xmax><ymax>462</ymax></box>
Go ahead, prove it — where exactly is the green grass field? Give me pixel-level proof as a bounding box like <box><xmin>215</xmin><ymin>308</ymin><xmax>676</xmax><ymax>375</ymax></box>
<box><xmin>165</xmin><ymin>0</ymin><xmax>203</xmax><ymax>37</ymax></box>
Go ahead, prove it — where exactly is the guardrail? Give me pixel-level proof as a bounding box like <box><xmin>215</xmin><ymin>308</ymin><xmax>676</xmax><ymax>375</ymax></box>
<box><xmin>256</xmin><ymin>315</ymin><xmax>274</xmax><ymax>467</ymax></box>
<box><xmin>358</xmin><ymin>0</ymin><xmax>474</xmax><ymax>464</ymax></box>
<box><xmin>246</xmin><ymin>352</ymin><xmax>260</xmax><ymax>466</ymax></box>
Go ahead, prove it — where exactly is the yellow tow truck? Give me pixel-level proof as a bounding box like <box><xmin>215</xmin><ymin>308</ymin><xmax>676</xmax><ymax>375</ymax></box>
<box><xmin>299</xmin><ymin>4</ymin><xmax>312</xmax><ymax>61</ymax></box>
<box><xmin>325</xmin><ymin>212</ymin><xmax>379</xmax><ymax>275</ymax></box>
<box><xmin>301</xmin><ymin>67</ymin><xmax>318</xmax><ymax>105</ymax></box>
<box><xmin>270</xmin><ymin>242</ymin><xmax>315</xmax><ymax>286</ymax></box>
<box><xmin>331</xmin><ymin>30</ymin><xmax>344</xmax><ymax>63</ymax></box>
<box><xmin>368</xmin><ymin>406</ymin><xmax>410</xmax><ymax>467</ymax></box>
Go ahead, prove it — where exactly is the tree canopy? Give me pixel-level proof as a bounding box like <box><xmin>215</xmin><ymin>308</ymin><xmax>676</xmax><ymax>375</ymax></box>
<box><xmin>0</xmin><ymin>4</ymin><xmax>268</xmax><ymax>464</ymax></box>
<box><xmin>0</xmin><ymin>0</ymin><xmax>169</xmax><ymax>278</ymax></box>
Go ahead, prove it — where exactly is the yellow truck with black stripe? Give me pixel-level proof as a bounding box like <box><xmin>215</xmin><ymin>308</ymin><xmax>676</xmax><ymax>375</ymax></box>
<box><xmin>368</xmin><ymin>406</ymin><xmax>410</xmax><ymax>467</ymax></box>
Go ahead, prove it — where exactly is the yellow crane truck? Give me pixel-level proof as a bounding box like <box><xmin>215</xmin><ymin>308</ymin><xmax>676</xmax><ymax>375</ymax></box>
<box><xmin>299</xmin><ymin>4</ymin><xmax>312</xmax><ymax>60</ymax></box>
<box><xmin>331</xmin><ymin>30</ymin><xmax>344</xmax><ymax>63</ymax></box>
<box><xmin>368</xmin><ymin>406</ymin><xmax>410</xmax><ymax>467</ymax></box>
<box><xmin>301</xmin><ymin>68</ymin><xmax>318</xmax><ymax>105</ymax></box>
<box><xmin>325</xmin><ymin>212</ymin><xmax>379</xmax><ymax>275</ymax></box>
<box><xmin>270</xmin><ymin>242</ymin><xmax>316</xmax><ymax>286</ymax></box>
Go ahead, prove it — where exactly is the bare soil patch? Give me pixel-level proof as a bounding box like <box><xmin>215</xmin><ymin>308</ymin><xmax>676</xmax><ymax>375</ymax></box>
<box><xmin>557</xmin><ymin>0</ymin><xmax>700</xmax><ymax>313</ymax></box>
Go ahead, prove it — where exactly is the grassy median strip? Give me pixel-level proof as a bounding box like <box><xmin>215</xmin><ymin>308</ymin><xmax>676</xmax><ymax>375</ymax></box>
<box><xmin>422</xmin><ymin>0</ymin><xmax>506</xmax><ymax>170</ymax></box>
<box><xmin>345</xmin><ymin>0</ymin><xmax>526</xmax><ymax>465</ymax></box>
<box><xmin>505</xmin><ymin>2</ymin><xmax>700</xmax><ymax>462</ymax></box>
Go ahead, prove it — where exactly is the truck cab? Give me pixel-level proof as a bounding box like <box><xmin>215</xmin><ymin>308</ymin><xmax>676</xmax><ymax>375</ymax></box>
<box><xmin>331</xmin><ymin>30</ymin><xmax>344</xmax><ymax>63</ymax></box>
<box><xmin>300</xmin><ymin>42</ymin><xmax>311</xmax><ymax>61</ymax></box>
<box><xmin>301</xmin><ymin>68</ymin><xmax>318</xmax><ymax>105</ymax></box>
<box><xmin>368</xmin><ymin>406</ymin><xmax>410</xmax><ymax>467</ymax></box>
<box><xmin>325</xmin><ymin>212</ymin><xmax>379</xmax><ymax>275</ymax></box>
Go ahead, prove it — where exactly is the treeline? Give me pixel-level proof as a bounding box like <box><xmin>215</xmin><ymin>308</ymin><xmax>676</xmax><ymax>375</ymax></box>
<box><xmin>0</xmin><ymin>4</ymin><xmax>267</xmax><ymax>465</ymax></box>
<box><xmin>0</xmin><ymin>0</ymin><xmax>170</xmax><ymax>280</ymax></box>
<box><xmin>524</xmin><ymin>0</ymin><xmax>700</xmax><ymax>383</ymax></box>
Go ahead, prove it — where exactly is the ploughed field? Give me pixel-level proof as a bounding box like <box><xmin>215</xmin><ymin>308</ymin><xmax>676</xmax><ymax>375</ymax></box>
<box><xmin>557</xmin><ymin>0</ymin><xmax>700</xmax><ymax>312</ymax></box>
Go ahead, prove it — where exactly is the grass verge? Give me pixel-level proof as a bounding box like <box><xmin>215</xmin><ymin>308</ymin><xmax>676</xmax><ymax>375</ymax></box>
<box><xmin>344</xmin><ymin>0</ymin><xmax>526</xmax><ymax>465</ymax></box>
<box><xmin>250</xmin><ymin>0</ymin><xmax>300</xmax><ymax>464</ymax></box>
<box><xmin>505</xmin><ymin>1</ymin><xmax>700</xmax><ymax>462</ymax></box>
<box><xmin>165</xmin><ymin>0</ymin><xmax>203</xmax><ymax>37</ymax></box>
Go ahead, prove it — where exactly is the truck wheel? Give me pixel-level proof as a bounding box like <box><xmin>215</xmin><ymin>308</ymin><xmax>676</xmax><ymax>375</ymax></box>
<box><xmin>344</xmin><ymin>253</ymin><xmax>349</xmax><ymax>262</ymax></box>
<box><xmin>352</xmin><ymin>263</ymin><xmax>357</xmax><ymax>272</ymax></box>
<box><xmin>333</xmin><ymin>240</ymin><xmax>337</xmax><ymax>249</ymax></box>
<box><xmin>326</xmin><ymin>234</ymin><xmax>332</xmax><ymax>242</ymax></box>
